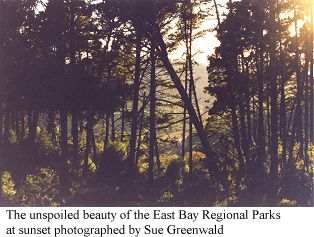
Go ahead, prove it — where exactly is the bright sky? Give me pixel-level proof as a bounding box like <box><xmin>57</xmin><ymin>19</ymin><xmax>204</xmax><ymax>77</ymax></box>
<box><xmin>170</xmin><ymin>0</ymin><xmax>230</xmax><ymax>65</ymax></box>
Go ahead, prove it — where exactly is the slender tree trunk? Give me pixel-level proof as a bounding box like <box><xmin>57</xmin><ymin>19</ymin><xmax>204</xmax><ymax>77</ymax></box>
<box><xmin>72</xmin><ymin>110</ymin><xmax>79</xmax><ymax>168</ymax></box>
<box><xmin>267</xmin><ymin>91</ymin><xmax>271</xmax><ymax>145</ymax></box>
<box><xmin>252</xmin><ymin>89</ymin><xmax>257</xmax><ymax>143</ymax></box>
<box><xmin>230</xmin><ymin>100</ymin><xmax>244</xmax><ymax>171</ymax></box>
<box><xmin>111</xmin><ymin>113</ymin><xmax>115</xmax><ymax>141</ymax></box>
<box><xmin>104</xmin><ymin>113</ymin><xmax>110</xmax><ymax>151</ymax></box>
<box><xmin>256</xmin><ymin>48</ymin><xmax>266</xmax><ymax>177</ymax></box>
<box><xmin>188</xmin><ymin>63</ymin><xmax>193</xmax><ymax>177</ymax></box>
<box><xmin>91</xmin><ymin>129</ymin><xmax>97</xmax><ymax>161</ymax></box>
<box><xmin>154</xmin><ymin>137</ymin><xmax>161</xmax><ymax>170</ymax></box>
<box><xmin>244</xmin><ymin>65</ymin><xmax>252</xmax><ymax>145</ymax></box>
<box><xmin>120</xmin><ymin>104</ymin><xmax>125</xmax><ymax>142</ymax></box>
<box><xmin>0</xmin><ymin>102</ymin><xmax>3</xmax><ymax>143</ymax></box>
<box><xmin>181</xmin><ymin>76</ymin><xmax>188</xmax><ymax>160</ymax></box>
<box><xmin>135</xmin><ymin>105</ymin><xmax>145</xmax><ymax>169</ymax></box>
<box><xmin>304</xmin><ymin>59</ymin><xmax>309</xmax><ymax>169</ymax></box>
<box><xmin>239</xmin><ymin>90</ymin><xmax>249</xmax><ymax>167</ymax></box>
<box><xmin>181</xmin><ymin>19</ymin><xmax>189</xmax><ymax>161</ymax></box>
<box><xmin>4</xmin><ymin>111</ymin><xmax>10</xmax><ymax>143</ymax></box>
<box><xmin>310</xmin><ymin>0</ymin><xmax>314</xmax><ymax>144</ymax></box>
<box><xmin>28</xmin><ymin>111</ymin><xmax>39</xmax><ymax>144</ymax></box>
<box><xmin>269</xmin><ymin>2</ymin><xmax>279</xmax><ymax>181</ymax></box>
<box><xmin>83</xmin><ymin>112</ymin><xmax>93</xmax><ymax>177</ymax></box>
<box><xmin>148</xmin><ymin>23</ymin><xmax>156</xmax><ymax>183</ymax></box>
<box><xmin>14</xmin><ymin>112</ymin><xmax>20</xmax><ymax>143</ymax></box>
<box><xmin>280</xmin><ymin>76</ymin><xmax>287</xmax><ymax>171</ymax></box>
<box><xmin>60</xmin><ymin>110</ymin><xmax>69</xmax><ymax>195</ymax></box>
<box><xmin>20</xmin><ymin>111</ymin><xmax>25</xmax><ymax>139</ymax></box>
<box><xmin>213</xmin><ymin>0</ymin><xmax>221</xmax><ymax>27</ymax></box>
<box><xmin>127</xmin><ymin>30</ymin><xmax>142</xmax><ymax>176</ymax></box>
<box><xmin>294</xmin><ymin>14</ymin><xmax>304</xmax><ymax>161</ymax></box>
<box><xmin>47</xmin><ymin>111</ymin><xmax>56</xmax><ymax>145</ymax></box>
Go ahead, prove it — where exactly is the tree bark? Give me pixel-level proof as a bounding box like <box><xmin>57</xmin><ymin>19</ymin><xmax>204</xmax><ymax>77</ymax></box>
<box><xmin>60</xmin><ymin>110</ymin><xmax>69</xmax><ymax>195</ymax></box>
<box><xmin>148</xmin><ymin>23</ymin><xmax>156</xmax><ymax>183</ymax></box>
<box><xmin>269</xmin><ymin>1</ymin><xmax>279</xmax><ymax>181</ymax></box>
<box><xmin>72</xmin><ymin>110</ymin><xmax>79</xmax><ymax>167</ymax></box>
<box><xmin>83</xmin><ymin>112</ymin><xmax>93</xmax><ymax>177</ymax></box>
<box><xmin>127</xmin><ymin>29</ymin><xmax>142</xmax><ymax>177</ymax></box>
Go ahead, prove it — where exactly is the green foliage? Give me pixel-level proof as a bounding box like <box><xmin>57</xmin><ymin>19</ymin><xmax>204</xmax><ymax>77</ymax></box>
<box><xmin>16</xmin><ymin>168</ymin><xmax>60</xmax><ymax>207</ymax></box>
<box><xmin>96</xmin><ymin>141</ymin><xmax>128</xmax><ymax>183</ymax></box>
<box><xmin>36</xmin><ymin>128</ymin><xmax>58</xmax><ymax>154</ymax></box>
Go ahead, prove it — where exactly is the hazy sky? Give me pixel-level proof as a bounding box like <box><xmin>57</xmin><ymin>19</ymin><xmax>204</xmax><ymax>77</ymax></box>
<box><xmin>170</xmin><ymin>0</ymin><xmax>230</xmax><ymax>65</ymax></box>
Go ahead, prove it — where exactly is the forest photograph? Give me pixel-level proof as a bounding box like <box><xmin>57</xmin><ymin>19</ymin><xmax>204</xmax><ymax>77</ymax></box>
<box><xmin>0</xmin><ymin>0</ymin><xmax>313</xmax><ymax>207</ymax></box>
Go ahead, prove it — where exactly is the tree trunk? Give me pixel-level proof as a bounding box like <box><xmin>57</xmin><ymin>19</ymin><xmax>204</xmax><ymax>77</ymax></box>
<box><xmin>4</xmin><ymin>111</ymin><xmax>10</xmax><ymax>143</ymax></box>
<box><xmin>181</xmin><ymin>61</ymin><xmax>188</xmax><ymax>161</ymax></box>
<box><xmin>60</xmin><ymin>110</ymin><xmax>69</xmax><ymax>195</ymax></box>
<box><xmin>91</xmin><ymin>129</ymin><xmax>97</xmax><ymax>161</ymax></box>
<box><xmin>269</xmin><ymin>2</ymin><xmax>279</xmax><ymax>181</ymax></box>
<box><xmin>127</xmin><ymin>29</ymin><xmax>142</xmax><ymax>176</ymax></box>
<box><xmin>213</xmin><ymin>0</ymin><xmax>221</xmax><ymax>27</ymax></box>
<box><xmin>148</xmin><ymin>24</ymin><xmax>156</xmax><ymax>183</ymax></box>
<box><xmin>14</xmin><ymin>112</ymin><xmax>20</xmax><ymax>143</ymax></box>
<box><xmin>28</xmin><ymin>111</ymin><xmax>39</xmax><ymax>144</ymax></box>
<box><xmin>83</xmin><ymin>112</ymin><xmax>93</xmax><ymax>177</ymax></box>
<box><xmin>72</xmin><ymin>110</ymin><xmax>79</xmax><ymax>168</ymax></box>
<box><xmin>104</xmin><ymin>113</ymin><xmax>110</xmax><ymax>151</ymax></box>
<box><xmin>256</xmin><ymin>47</ymin><xmax>266</xmax><ymax>177</ymax></box>
<box><xmin>111</xmin><ymin>113</ymin><xmax>115</xmax><ymax>141</ymax></box>
<box><xmin>120</xmin><ymin>105</ymin><xmax>125</xmax><ymax>142</ymax></box>
<box><xmin>310</xmin><ymin>0</ymin><xmax>314</xmax><ymax>144</ymax></box>
<box><xmin>47</xmin><ymin>111</ymin><xmax>56</xmax><ymax>145</ymax></box>
<box><xmin>135</xmin><ymin>105</ymin><xmax>145</xmax><ymax>169</ymax></box>
<box><xmin>0</xmin><ymin>101</ymin><xmax>2</xmax><ymax>143</ymax></box>
<box><xmin>280</xmin><ymin>77</ymin><xmax>287</xmax><ymax>171</ymax></box>
<box><xmin>188</xmin><ymin>63</ymin><xmax>193</xmax><ymax>177</ymax></box>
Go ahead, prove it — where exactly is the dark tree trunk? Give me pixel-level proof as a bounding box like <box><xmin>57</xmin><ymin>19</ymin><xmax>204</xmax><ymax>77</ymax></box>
<box><xmin>4</xmin><ymin>111</ymin><xmax>10</xmax><ymax>143</ymax></box>
<box><xmin>280</xmin><ymin>77</ymin><xmax>287</xmax><ymax>171</ymax></box>
<box><xmin>256</xmin><ymin>45</ymin><xmax>266</xmax><ymax>177</ymax></box>
<box><xmin>148</xmin><ymin>24</ymin><xmax>156</xmax><ymax>183</ymax></box>
<box><xmin>310</xmin><ymin>0</ymin><xmax>314</xmax><ymax>144</ymax></box>
<box><xmin>72</xmin><ymin>110</ymin><xmax>79</xmax><ymax>167</ymax></box>
<box><xmin>60</xmin><ymin>110</ymin><xmax>69</xmax><ymax>195</ymax></box>
<box><xmin>304</xmin><ymin>59</ymin><xmax>309</xmax><ymax>169</ymax></box>
<box><xmin>181</xmin><ymin>61</ymin><xmax>188</xmax><ymax>161</ymax></box>
<box><xmin>154</xmin><ymin>137</ymin><xmax>161</xmax><ymax>170</ymax></box>
<box><xmin>14</xmin><ymin>112</ymin><xmax>20</xmax><ymax>143</ymax></box>
<box><xmin>111</xmin><ymin>113</ymin><xmax>115</xmax><ymax>141</ymax></box>
<box><xmin>47</xmin><ymin>111</ymin><xmax>56</xmax><ymax>145</ymax></box>
<box><xmin>269</xmin><ymin>3</ymin><xmax>279</xmax><ymax>181</ymax></box>
<box><xmin>20</xmin><ymin>111</ymin><xmax>25</xmax><ymax>139</ymax></box>
<box><xmin>188</xmin><ymin>67</ymin><xmax>193</xmax><ymax>177</ymax></box>
<box><xmin>239</xmin><ymin>91</ymin><xmax>249</xmax><ymax>167</ymax></box>
<box><xmin>91</xmin><ymin>129</ymin><xmax>97</xmax><ymax>161</ymax></box>
<box><xmin>28</xmin><ymin>111</ymin><xmax>39</xmax><ymax>144</ymax></box>
<box><xmin>213</xmin><ymin>0</ymin><xmax>221</xmax><ymax>27</ymax></box>
<box><xmin>104</xmin><ymin>113</ymin><xmax>110</xmax><ymax>151</ymax></box>
<box><xmin>127</xmin><ymin>30</ymin><xmax>142</xmax><ymax>177</ymax></box>
<box><xmin>0</xmin><ymin>103</ymin><xmax>3</xmax><ymax>143</ymax></box>
<box><xmin>135</xmin><ymin>106</ymin><xmax>144</xmax><ymax>169</ymax></box>
<box><xmin>83</xmin><ymin>112</ymin><xmax>93</xmax><ymax>177</ymax></box>
<box><xmin>230</xmin><ymin>100</ymin><xmax>244</xmax><ymax>173</ymax></box>
<box><xmin>120</xmin><ymin>105</ymin><xmax>125</xmax><ymax>142</ymax></box>
<box><xmin>294</xmin><ymin>16</ymin><xmax>304</xmax><ymax>161</ymax></box>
